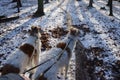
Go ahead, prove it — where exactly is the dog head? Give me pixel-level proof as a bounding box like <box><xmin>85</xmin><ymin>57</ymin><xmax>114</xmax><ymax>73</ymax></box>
<box><xmin>69</xmin><ymin>27</ymin><xmax>80</xmax><ymax>37</ymax></box>
<box><xmin>28</xmin><ymin>26</ymin><xmax>42</xmax><ymax>38</ymax></box>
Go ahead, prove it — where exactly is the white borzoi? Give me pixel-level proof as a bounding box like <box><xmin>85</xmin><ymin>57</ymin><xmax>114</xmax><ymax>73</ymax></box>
<box><xmin>1</xmin><ymin>26</ymin><xmax>42</xmax><ymax>75</ymax></box>
<box><xmin>32</xmin><ymin>28</ymin><xmax>79</xmax><ymax>80</ymax></box>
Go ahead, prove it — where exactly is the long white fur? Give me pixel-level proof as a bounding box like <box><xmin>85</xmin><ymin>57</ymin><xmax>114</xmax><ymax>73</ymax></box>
<box><xmin>29</xmin><ymin>32</ymin><xmax>42</xmax><ymax>71</ymax></box>
<box><xmin>4</xmin><ymin>28</ymin><xmax>42</xmax><ymax>74</ymax></box>
<box><xmin>32</xmin><ymin>28</ymin><xmax>79</xmax><ymax>80</ymax></box>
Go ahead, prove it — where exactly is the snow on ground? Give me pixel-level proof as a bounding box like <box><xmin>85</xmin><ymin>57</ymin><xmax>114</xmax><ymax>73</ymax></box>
<box><xmin>0</xmin><ymin>0</ymin><xmax>120</xmax><ymax>80</ymax></box>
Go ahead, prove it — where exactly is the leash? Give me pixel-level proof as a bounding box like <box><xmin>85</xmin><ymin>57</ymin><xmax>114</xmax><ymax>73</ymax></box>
<box><xmin>23</xmin><ymin>37</ymin><xmax>73</xmax><ymax>74</ymax></box>
<box><xmin>41</xmin><ymin>38</ymin><xmax>72</xmax><ymax>75</ymax></box>
<box><xmin>24</xmin><ymin>32</ymin><xmax>41</xmax><ymax>74</ymax></box>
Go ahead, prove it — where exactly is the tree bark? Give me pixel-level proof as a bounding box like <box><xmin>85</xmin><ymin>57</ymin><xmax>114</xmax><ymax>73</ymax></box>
<box><xmin>12</xmin><ymin>0</ymin><xmax>22</xmax><ymax>7</ymax></box>
<box><xmin>16</xmin><ymin>0</ymin><xmax>22</xmax><ymax>12</ymax></box>
<box><xmin>33</xmin><ymin>0</ymin><xmax>45</xmax><ymax>17</ymax></box>
<box><xmin>17</xmin><ymin>0</ymin><xmax>22</xmax><ymax>7</ymax></box>
<box><xmin>44</xmin><ymin>0</ymin><xmax>49</xmax><ymax>4</ymax></box>
<box><xmin>88</xmin><ymin>0</ymin><xmax>93</xmax><ymax>8</ymax></box>
<box><xmin>109</xmin><ymin>0</ymin><xmax>113</xmax><ymax>16</ymax></box>
<box><xmin>12</xmin><ymin>0</ymin><xmax>17</xmax><ymax>2</ymax></box>
<box><xmin>107</xmin><ymin>0</ymin><xmax>110</xmax><ymax>6</ymax></box>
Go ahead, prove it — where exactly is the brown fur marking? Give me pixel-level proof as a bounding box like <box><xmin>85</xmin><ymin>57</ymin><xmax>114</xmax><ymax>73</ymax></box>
<box><xmin>70</xmin><ymin>28</ymin><xmax>79</xmax><ymax>36</ymax></box>
<box><xmin>56</xmin><ymin>42</ymin><xmax>71</xmax><ymax>58</ymax></box>
<box><xmin>29</xmin><ymin>26</ymin><xmax>41</xmax><ymax>36</ymax></box>
<box><xmin>56</xmin><ymin>43</ymin><xmax>66</xmax><ymax>50</ymax></box>
<box><xmin>19</xmin><ymin>43</ymin><xmax>37</xmax><ymax>57</ymax></box>
<box><xmin>1</xmin><ymin>64</ymin><xmax>20</xmax><ymax>75</ymax></box>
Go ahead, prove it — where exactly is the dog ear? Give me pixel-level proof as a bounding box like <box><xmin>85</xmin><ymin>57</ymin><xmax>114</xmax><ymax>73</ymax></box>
<box><xmin>28</xmin><ymin>29</ymin><xmax>31</xmax><ymax>33</ymax></box>
<box><xmin>31</xmin><ymin>26</ymin><xmax>38</xmax><ymax>33</ymax></box>
<box><xmin>28</xmin><ymin>26</ymin><xmax>43</xmax><ymax>37</ymax></box>
<box><xmin>39</xmin><ymin>27</ymin><xmax>44</xmax><ymax>33</ymax></box>
<box><xmin>31</xmin><ymin>26</ymin><xmax>42</xmax><ymax>33</ymax></box>
<box><xmin>69</xmin><ymin>28</ymin><xmax>80</xmax><ymax>36</ymax></box>
<box><xmin>28</xmin><ymin>29</ymin><xmax>32</xmax><ymax>35</ymax></box>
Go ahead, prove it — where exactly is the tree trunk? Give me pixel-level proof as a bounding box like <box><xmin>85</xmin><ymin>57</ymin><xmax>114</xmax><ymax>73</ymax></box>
<box><xmin>88</xmin><ymin>0</ymin><xmax>93</xmax><ymax>8</ymax></box>
<box><xmin>75</xmin><ymin>40</ymin><xmax>90</xmax><ymax>80</ymax></box>
<box><xmin>12</xmin><ymin>0</ymin><xmax>22</xmax><ymax>7</ymax></box>
<box><xmin>17</xmin><ymin>0</ymin><xmax>22</xmax><ymax>7</ymax></box>
<box><xmin>44</xmin><ymin>0</ymin><xmax>49</xmax><ymax>4</ymax></box>
<box><xmin>109</xmin><ymin>0</ymin><xmax>113</xmax><ymax>16</ymax></box>
<box><xmin>12</xmin><ymin>0</ymin><xmax>17</xmax><ymax>2</ymax></box>
<box><xmin>16</xmin><ymin>0</ymin><xmax>22</xmax><ymax>12</ymax></box>
<box><xmin>33</xmin><ymin>0</ymin><xmax>45</xmax><ymax>17</ymax></box>
<box><xmin>107</xmin><ymin>0</ymin><xmax>110</xmax><ymax>6</ymax></box>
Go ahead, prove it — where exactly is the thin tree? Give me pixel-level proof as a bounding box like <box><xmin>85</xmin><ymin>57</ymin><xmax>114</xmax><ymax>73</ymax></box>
<box><xmin>88</xmin><ymin>0</ymin><xmax>93</xmax><ymax>8</ymax></box>
<box><xmin>16</xmin><ymin>0</ymin><xmax>22</xmax><ymax>12</ymax></box>
<box><xmin>33</xmin><ymin>0</ymin><xmax>45</xmax><ymax>17</ymax></box>
<box><xmin>12</xmin><ymin>0</ymin><xmax>22</xmax><ymax>7</ymax></box>
<box><xmin>17</xmin><ymin>0</ymin><xmax>22</xmax><ymax>7</ymax></box>
<box><xmin>12</xmin><ymin>0</ymin><xmax>17</xmax><ymax>2</ymax></box>
<box><xmin>12</xmin><ymin>0</ymin><xmax>22</xmax><ymax>12</ymax></box>
<box><xmin>44</xmin><ymin>0</ymin><xmax>49</xmax><ymax>4</ymax></box>
<box><xmin>106</xmin><ymin>0</ymin><xmax>110</xmax><ymax>6</ymax></box>
<box><xmin>109</xmin><ymin>0</ymin><xmax>113</xmax><ymax>16</ymax></box>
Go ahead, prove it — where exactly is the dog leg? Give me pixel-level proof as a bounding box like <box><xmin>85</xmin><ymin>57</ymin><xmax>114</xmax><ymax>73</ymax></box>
<box><xmin>59</xmin><ymin>67</ymin><xmax>64</xmax><ymax>76</ymax></box>
<box><xmin>65</xmin><ymin>64</ymin><xmax>69</xmax><ymax>79</ymax></box>
<box><xmin>34</xmin><ymin>54</ymin><xmax>39</xmax><ymax>66</ymax></box>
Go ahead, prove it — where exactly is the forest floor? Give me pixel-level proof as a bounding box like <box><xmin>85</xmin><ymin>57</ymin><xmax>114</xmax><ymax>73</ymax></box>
<box><xmin>0</xmin><ymin>0</ymin><xmax>120</xmax><ymax>80</ymax></box>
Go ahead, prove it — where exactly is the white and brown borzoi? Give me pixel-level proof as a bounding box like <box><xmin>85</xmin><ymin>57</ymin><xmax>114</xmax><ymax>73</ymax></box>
<box><xmin>32</xmin><ymin>28</ymin><xmax>79</xmax><ymax>80</ymax></box>
<box><xmin>1</xmin><ymin>26</ymin><xmax>42</xmax><ymax>75</ymax></box>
